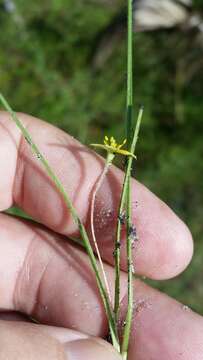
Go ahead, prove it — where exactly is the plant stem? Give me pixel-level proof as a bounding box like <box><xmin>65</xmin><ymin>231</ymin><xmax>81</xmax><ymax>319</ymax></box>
<box><xmin>114</xmin><ymin>165</ymin><xmax>128</xmax><ymax>322</ymax></box>
<box><xmin>126</xmin><ymin>0</ymin><xmax>133</xmax><ymax>147</ymax></box>
<box><xmin>121</xmin><ymin>3</ymin><xmax>144</xmax><ymax>358</ymax></box>
<box><xmin>121</xmin><ymin>107</ymin><xmax>143</xmax><ymax>360</ymax></box>
<box><xmin>114</xmin><ymin>0</ymin><xmax>134</xmax><ymax>334</ymax></box>
<box><xmin>0</xmin><ymin>93</ymin><xmax>120</xmax><ymax>353</ymax></box>
<box><xmin>90</xmin><ymin>152</ymin><xmax>115</xmax><ymax>304</ymax></box>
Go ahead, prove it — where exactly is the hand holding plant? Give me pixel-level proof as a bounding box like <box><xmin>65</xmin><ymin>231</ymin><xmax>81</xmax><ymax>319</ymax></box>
<box><xmin>0</xmin><ymin>110</ymin><xmax>197</xmax><ymax>360</ymax></box>
<box><xmin>0</xmin><ymin>1</ymin><xmax>200</xmax><ymax>359</ymax></box>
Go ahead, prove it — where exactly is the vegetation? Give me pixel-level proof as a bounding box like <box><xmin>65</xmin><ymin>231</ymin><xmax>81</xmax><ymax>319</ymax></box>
<box><xmin>0</xmin><ymin>0</ymin><xmax>203</xmax><ymax>317</ymax></box>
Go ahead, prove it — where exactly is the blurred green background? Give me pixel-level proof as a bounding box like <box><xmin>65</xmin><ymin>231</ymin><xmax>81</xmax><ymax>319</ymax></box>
<box><xmin>0</xmin><ymin>0</ymin><xmax>203</xmax><ymax>313</ymax></box>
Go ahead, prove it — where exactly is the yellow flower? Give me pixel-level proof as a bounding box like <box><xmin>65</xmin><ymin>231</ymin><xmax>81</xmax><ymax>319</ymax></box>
<box><xmin>91</xmin><ymin>136</ymin><xmax>137</xmax><ymax>159</ymax></box>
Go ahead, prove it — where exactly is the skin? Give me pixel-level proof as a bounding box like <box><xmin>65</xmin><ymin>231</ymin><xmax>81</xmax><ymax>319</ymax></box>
<box><xmin>0</xmin><ymin>111</ymin><xmax>202</xmax><ymax>359</ymax></box>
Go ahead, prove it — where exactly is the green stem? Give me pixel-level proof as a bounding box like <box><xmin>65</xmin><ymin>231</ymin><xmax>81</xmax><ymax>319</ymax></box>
<box><xmin>0</xmin><ymin>93</ymin><xmax>120</xmax><ymax>352</ymax></box>
<box><xmin>126</xmin><ymin>0</ymin><xmax>133</xmax><ymax>147</ymax></box>
<box><xmin>114</xmin><ymin>163</ymin><xmax>129</xmax><ymax>322</ymax></box>
<box><xmin>122</xmin><ymin>3</ymin><xmax>134</xmax><ymax>353</ymax></box>
<box><xmin>121</xmin><ymin>107</ymin><xmax>143</xmax><ymax>359</ymax></box>
<box><xmin>114</xmin><ymin>0</ymin><xmax>134</xmax><ymax>334</ymax></box>
<box><xmin>90</xmin><ymin>152</ymin><xmax>115</xmax><ymax>304</ymax></box>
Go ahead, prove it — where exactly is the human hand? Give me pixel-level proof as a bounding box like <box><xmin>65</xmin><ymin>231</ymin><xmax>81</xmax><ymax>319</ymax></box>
<box><xmin>0</xmin><ymin>111</ymin><xmax>202</xmax><ymax>360</ymax></box>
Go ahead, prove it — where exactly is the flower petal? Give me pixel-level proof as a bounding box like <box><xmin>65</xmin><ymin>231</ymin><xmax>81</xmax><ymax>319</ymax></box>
<box><xmin>117</xmin><ymin>149</ymin><xmax>137</xmax><ymax>159</ymax></box>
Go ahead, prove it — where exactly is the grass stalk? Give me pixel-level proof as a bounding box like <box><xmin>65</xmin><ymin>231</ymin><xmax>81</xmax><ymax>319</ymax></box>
<box><xmin>121</xmin><ymin>107</ymin><xmax>143</xmax><ymax>359</ymax></box>
<box><xmin>121</xmin><ymin>1</ymin><xmax>144</xmax><ymax>358</ymax></box>
<box><xmin>114</xmin><ymin>0</ymin><xmax>134</xmax><ymax>326</ymax></box>
<box><xmin>114</xmin><ymin>165</ymin><xmax>129</xmax><ymax>322</ymax></box>
<box><xmin>90</xmin><ymin>152</ymin><xmax>115</xmax><ymax>303</ymax></box>
<box><xmin>126</xmin><ymin>0</ymin><xmax>133</xmax><ymax>147</ymax></box>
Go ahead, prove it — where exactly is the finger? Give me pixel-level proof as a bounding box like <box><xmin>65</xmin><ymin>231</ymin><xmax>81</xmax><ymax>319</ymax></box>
<box><xmin>0</xmin><ymin>111</ymin><xmax>193</xmax><ymax>279</ymax></box>
<box><xmin>0</xmin><ymin>320</ymin><xmax>121</xmax><ymax>360</ymax></box>
<box><xmin>119</xmin><ymin>280</ymin><xmax>203</xmax><ymax>360</ymax></box>
<box><xmin>0</xmin><ymin>213</ymin><xmax>127</xmax><ymax>336</ymax></box>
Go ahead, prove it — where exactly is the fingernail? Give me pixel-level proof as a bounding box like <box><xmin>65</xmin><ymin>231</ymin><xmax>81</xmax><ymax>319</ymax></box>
<box><xmin>64</xmin><ymin>338</ymin><xmax>122</xmax><ymax>360</ymax></box>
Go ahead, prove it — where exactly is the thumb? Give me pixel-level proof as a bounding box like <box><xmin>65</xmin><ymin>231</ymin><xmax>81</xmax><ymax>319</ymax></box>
<box><xmin>0</xmin><ymin>320</ymin><xmax>122</xmax><ymax>360</ymax></box>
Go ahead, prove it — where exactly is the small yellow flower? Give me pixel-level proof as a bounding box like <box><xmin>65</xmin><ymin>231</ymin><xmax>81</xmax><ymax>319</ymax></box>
<box><xmin>91</xmin><ymin>136</ymin><xmax>137</xmax><ymax>159</ymax></box>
